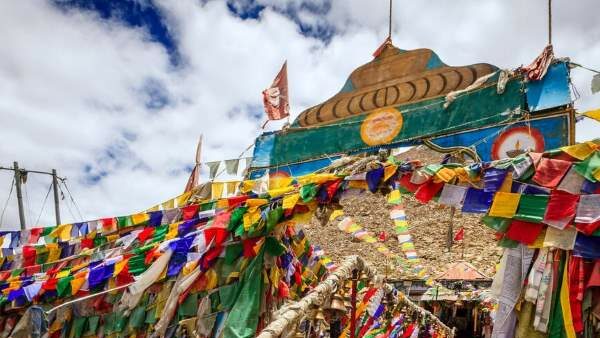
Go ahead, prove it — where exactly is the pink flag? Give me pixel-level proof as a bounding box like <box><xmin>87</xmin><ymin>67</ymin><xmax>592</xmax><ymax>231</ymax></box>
<box><xmin>262</xmin><ymin>61</ymin><xmax>289</xmax><ymax>125</ymax></box>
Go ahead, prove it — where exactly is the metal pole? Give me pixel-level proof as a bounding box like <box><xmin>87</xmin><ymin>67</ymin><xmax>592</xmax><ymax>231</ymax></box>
<box><xmin>13</xmin><ymin>161</ymin><xmax>26</xmax><ymax>230</ymax></box>
<box><xmin>388</xmin><ymin>0</ymin><xmax>393</xmax><ymax>39</ymax></box>
<box><xmin>548</xmin><ymin>0</ymin><xmax>552</xmax><ymax>45</ymax></box>
<box><xmin>52</xmin><ymin>169</ymin><xmax>61</xmax><ymax>225</ymax></box>
<box><xmin>446</xmin><ymin>207</ymin><xmax>456</xmax><ymax>252</ymax></box>
<box><xmin>349</xmin><ymin>270</ymin><xmax>358</xmax><ymax>338</ymax></box>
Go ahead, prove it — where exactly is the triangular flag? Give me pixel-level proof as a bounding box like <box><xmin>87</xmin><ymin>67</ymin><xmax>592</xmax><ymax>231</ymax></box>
<box><xmin>206</xmin><ymin>161</ymin><xmax>221</xmax><ymax>179</ymax></box>
<box><xmin>211</xmin><ymin>182</ymin><xmax>224</xmax><ymax>199</ymax></box>
<box><xmin>454</xmin><ymin>227</ymin><xmax>464</xmax><ymax>241</ymax></box>
<box><xmin>262</xmin><ymin>61</ymin><xmax>289</xmax><ymax>123</ymax></box>
<box><xmin>226</xmin><ymin>181</ymin><xmax>238</xmax><ymax>196</ymax></box>
<box><xmin>584</xmin><ymin>109</ymin><xmax>600</xmax><ymax>122</ymax></box>
<box><xmin>224</xmin><ymin>159</ymin><xmax>240</xmax><ymax>176</ymax></box>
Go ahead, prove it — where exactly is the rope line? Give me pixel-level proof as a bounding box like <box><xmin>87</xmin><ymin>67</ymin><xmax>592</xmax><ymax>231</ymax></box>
<box><xmin>0</xmin><ymin>178</ymin><xmax>15</xmax><ymax>226</ymax></box>
<box><xmin>34</xmin><ymin>183</ymin><xmax>53</xmax><ymax>226</ymax></box>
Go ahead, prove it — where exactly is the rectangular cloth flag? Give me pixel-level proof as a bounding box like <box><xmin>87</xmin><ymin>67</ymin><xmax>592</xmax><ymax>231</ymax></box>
<box><xmin>262</xmin><ymin>61</ymin><xmax>289</xmax><ymax>124</ymax></box>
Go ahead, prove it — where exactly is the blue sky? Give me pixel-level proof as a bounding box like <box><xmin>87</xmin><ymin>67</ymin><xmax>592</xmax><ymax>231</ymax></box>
<box><xmin>0</xmin><ymin>0</ymin><xmax>599</xmax><ymax>229</ymax></box>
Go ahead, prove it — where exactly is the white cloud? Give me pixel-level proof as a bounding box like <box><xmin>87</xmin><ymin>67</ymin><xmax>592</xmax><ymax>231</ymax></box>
<box><xmin>0</xmin><ymin>0</ymin><xmax>598</xmax><ymax>229</ymax></box>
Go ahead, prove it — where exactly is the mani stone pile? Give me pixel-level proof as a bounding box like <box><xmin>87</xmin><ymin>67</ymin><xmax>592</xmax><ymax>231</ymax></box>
<box><xmin>304</xmin><ymin>146</ymin><xmax>502</xmax><ymax>280</ymax></box>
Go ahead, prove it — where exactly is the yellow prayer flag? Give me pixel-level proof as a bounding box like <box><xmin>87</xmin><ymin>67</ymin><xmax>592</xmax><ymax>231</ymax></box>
<box><xmin>176</xmin><ymin>191</ymin><xmax>192</xmax><ymax>207</ymax></box>
<box><xmin>106</xmin><ymin>234</ymin><xmax>119</xmax><ymax>243</ymax></box>
<box><xmin>47</xmin><ymin>243</ymin><xmax>62</xmax><ymax>262</ymax></box>
<box><xmin>146</xmin><ymin>205</ymin><xmax>160</xmax><ymax>212</ymax></box>
<box><xmin>246</xmin><ymin>198</ymin><xmax>268</xmax><ymax>210</ymax></box>
<box><xmin>488</xmin><ymin>192</ymin><xmax>521</xmax><ymax>218</ymax></box>
<box><xmin>583</xmin><ymin>108</ymin><xmax>600</xmax><ymax>123</ymax></box>
<box><xmin>347</xmin><ymin>180</ymin><xmax>369</xmax><ymax>190</ymax></box>
<box><xmin>131</xmin><ymin>213</ymin><xmax>149</xmax><ymax>225</ymax></box>
<box><xmin>205</xmin><ymin>269</ymin><xmax>218</xmax><ymax>290</ymax></box>
<box><xmin>211</xmin><ymin>182</ymin><xmax>224</xmax><ymax>199</ymax></box>
<box><xmin>268</xmin><ymin>185</ymin><xmax>295</xmax><ymax>198</ymax></box>
<box><xmin>241</xmin><ymin>180</ymin><xmax>255</xmax><ymax>193</ymax></box>
<box><xmin>329</xmin><ymin>209</ymin><xmax>344</xmax><ymax>221</ymax></box>
<box><xmin>282</xmin><ymin>193</ymin><xmax>300</xmax><ymax>210</ymax></box>
<box><xmin>498</xmin><ymin>174</ymin><xmax>513</xmax><ymax>193</ymax></box>
<box><xmin>162</xmin><ymin>198</ymin><xmax>175</xmax><ymax>210</ymax></box>
<box><xmin>216</xmin><ymin>199</ymin><xmax>229</xmax><ymax>209</ymax></box>
<box><xmin>183</xmin><ymin>261</ymin><xmax>199</xmax><ymax>276</ymax></box>
<box><xmin>70</xmin><ymin>277</ymin><xmax>86</xmax><ymax>295</ymax></box>
<box><xmin>243</xmin><ymin>211</ymin><xmax>261</xmax><ymax>230</ymax></box>
<box><xmin>291</xmin><ymin>211</ymin><xmax>312</xmax><ymax>224</ymax></box>
<box><xmin>226</xmin><ymin>181</ymin><xmax>239</xmax><ymax>196</ymax></box>
<box><xmin>435</xmin><ymin>167</ymin><xmax>456</xmax><ymax>183</ymax></box>
<box><xmin>166</xmin><ymin>222</ymin><xmax>180</xmax><ymax>240</ymax></box>
<box><xmin>58</xmin><ymin>224</ymin><xmax>73</xmax><ymax>241</ymax></box>
<box><xmin>384</xmin><ymin>165</ymin><xmax>398</xmax><ymax>182</ymax></box>
<box><xmin>560</xmin><ymin>253</ymin><xmax>577</xmax><ymax>338</ymax></box>
<box><xmin>561</xmin><ymin>141</ymin><xmax>598</xmax><ymax>160</ymax></box>
<box><xmin>56</xmin><ymin>269</ymin><xmax>71</xmax><ymax>279</ymax></box>
<box><xmin>113</xmin><ymin>259</ymin><xmax>129</xmax><ymax>276</ymax></box>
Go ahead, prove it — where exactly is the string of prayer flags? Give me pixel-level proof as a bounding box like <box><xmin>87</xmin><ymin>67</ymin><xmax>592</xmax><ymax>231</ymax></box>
<box><xmin>488</xmin><ymin>192</ymin><xmax>521</xmax><ymax>218</ymax></box>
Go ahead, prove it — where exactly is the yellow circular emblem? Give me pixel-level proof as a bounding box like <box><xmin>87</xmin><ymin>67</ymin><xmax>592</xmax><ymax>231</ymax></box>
<box><xmin>360</xmin><ymin>108</ymin><xmax>403</xmax><ymax>146</ymax></box>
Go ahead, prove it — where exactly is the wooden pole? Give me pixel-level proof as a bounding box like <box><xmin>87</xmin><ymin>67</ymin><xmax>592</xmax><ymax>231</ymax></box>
<box><xmin>349</xmin><ymin>270</ymin><xmax>358</xmax><ymax>338</ymax></box>
<box><xmin>13</xmin><ymin>161</ymin><xmax>26</xmax><ymax>230</ymax></box>
<box><xmin>446</xmin><ymin>207</ymin><xmax>456</xmax><ymax>252</ymax></box>
<box><xmin>52</xmin><ymin>169</ymin><xmax>61</xmax><ymax>226</ymax></box>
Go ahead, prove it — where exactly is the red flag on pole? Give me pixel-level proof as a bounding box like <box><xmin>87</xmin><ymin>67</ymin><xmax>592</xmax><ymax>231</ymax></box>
<box><xmin>454</xmin><ymin>227</ymin><xmax>464</xmax><ymax>241</ymax></box>
<box><xmin>184</xmin><ymin>135</ymin><xmax>203</xmax><ymax>193</ymax></box>
<box><xmin>262</xmin><ymin>61</ymin><xmax>289</xmax><ymax>127</ymax></box>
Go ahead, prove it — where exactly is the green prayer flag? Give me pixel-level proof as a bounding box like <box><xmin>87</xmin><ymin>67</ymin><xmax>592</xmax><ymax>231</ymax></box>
<box><xmin>222</xmin><ymin>250</ymin><xmax>264</xmax><ymax>338</ymax></box>
<box><xmin>93</xmin><ymin>236</ymin><xmax>107</xmax><ymax>248</ymax></box>
<box><xmin>574</xmin><ymin>151</ymin><xmax>600</xmax><ymax>182</ymax></box>
<box><xmin>299</xmin><ymin>183</ymin><xmax>318</xmax><ymax>202</ymax></box>
<box><xmin>70</xmin><ymin>317</ymin><xmax>86</xmax><ymax>338</ymax></box>
<box><xmin>103</xmin><ymin>312</ymin><xmax>117</xmax><ymax>334</ymax></box>
<box><xmin>201</xmin><ymin>201</ymin><xmax>216</xmax><ymax>211</ymax></box>
<box><xmin>115</xmin><ymin>310</ymin><xmax>128</xmax><ymax>332</ymax></box>
<box><xmin>266</xmin><ymin>207</ymin><xmax>283</xmax><ymax>234</ymax></box>
<box><xmin>264</xmin><ymin>237</ymin><xmax>286</xmax><ymax>257</ymax></box>
<box><xmin>128</xmin><ymin>254</ymin><xmax>148</xmax><ymax>276</ymax></box>
<box><xmin>129</xmin><ymin>305</ymin><xmax>147</xmax><ymax>329</ymax></box>
<box><xmin>178</xmin><ymin>293</ymin><xmax>199</xmax><ymax>318</ymax></box>
<box><xmin>482</xmin><ymin>216</ymin><xmax>511</xmax><ymax>232</ymax></box>
<box><xmin>85</xmin><ymin>316</ymin><xmax>100</xmax><ymax>336</ymax></box>
<box><xmin>219</xmin><ymin>283</ymin><xmax>239</xmax><ymax>311</ymax></box>
<box><xmin>56</xmin><ymin>275</ymin><xmax>73</xmax><ymax>298</ymax></box>
<box><xmin>228</xmin><ymin>207</ymin><xmax>248</xmax><ymax>233</ymax></box>
<box><xmin>117</xmin><ymin>216</ymin><xmax>132</xmax><ymax>228</ymax></box>
<box><xmin>145</xmin><ymin>307</ymin><xmax>157</xmax><ymax>324</ymax></box>
<box><xmin>514</xmin><ymin>194</ymin><xmax>549</xmax><ymax>223</ymax></box>
<box><xmin>10</xmin><ymin>268</ymin><xmax>24</xmax><ymax>278</ymax></box>
<box><xmin>151</xmin><ymin>224</ymin><xmax>168</xmax><ymax>243</ymax></box>
<box><xmin>548</xmin><ymin>252</ymin><xmax>566</xmax><ymax>338</ymax></box>
<box><xmin>498</xmin><ymin>236</ymin><xmax>519</xmax><ymax>248</ymax></box>
<box><xmin>225</xmin><ymin>243</ymin><xmax>243</xmax><ymax>265</ymax></box>
<box><xmin>423</xmin><ymin>164</ymin><xmax>443</xmax><ymax>176</ymax></box>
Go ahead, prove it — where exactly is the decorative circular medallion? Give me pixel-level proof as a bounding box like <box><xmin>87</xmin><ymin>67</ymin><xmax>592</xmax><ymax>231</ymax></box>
<box><xmin>360</xmin><ymin>108</ymin><xmax>403</xmax><ymax>146</ymax></box>
<box><xmin>491</xmin><ymin>126</ymin><xmax>545</xmax><ymax>160</ymax></box>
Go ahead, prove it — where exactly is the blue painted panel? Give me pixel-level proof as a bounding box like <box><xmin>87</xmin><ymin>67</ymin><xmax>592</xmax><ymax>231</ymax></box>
<box><xmin>248</xmin><ymin>156</ymin><xmax>338</xmax><ymax>179</ymax></box>
<box><xmin>526</xmin><ymin>62</ymin><xmax>572</xmax><ymax>112</ymax></box>
<box><xmin>250</xmin><ymin>132</ymin><xmax>276</xmax><ymax>168</ymax></box>
<box><xmin>432</xmin><ymin>115</ymin><xmax>570</xmax><ymax>162</ymax></box>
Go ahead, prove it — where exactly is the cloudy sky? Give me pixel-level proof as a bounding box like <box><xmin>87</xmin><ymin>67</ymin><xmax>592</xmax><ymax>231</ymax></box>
<box><xmin>0</xmin><ymin>0</ymin><xmax>599</xmax><ymax>230</ymax></box>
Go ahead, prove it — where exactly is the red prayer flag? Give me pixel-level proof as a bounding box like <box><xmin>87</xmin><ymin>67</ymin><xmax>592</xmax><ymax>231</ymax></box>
<box><xmin>454</xmin><ymin>227</ymin><xmax>465</xmax><ymax>241</ymax></box>
<box><xmin>137</xmin><ymin>227</ymin><xmax>155</xmax><ymax>243</ymax></box>
<box><xmin>181</xmin><ymin>204</ymin><xmax>200</xmax><ymax>220</ymax></box>
<box><xmin>543</xmin><ymin>190</ymin><xmax>579</xmax><ymax>229</ymax></box>
<box><xmin>414</xmin><ymin>180</ymin><xmax>444</xmax><ymax>204</ymax></box>
<box><xmin>262</xmin><ymin>61</ymin><xmax>289</xmax><ymax>123</ymax></box>
<box><xmin>532</xmin><ymin>157</ymin><xmax>572</xmax><ymax>188</ymax></box>
<box><xmin>398</xmin><ymin>174</ymin><xmax>421</xmax><ymax>193</ymax></box>
<box><xmin>505</xmin><ymin>220</ymin><xmax>544</xmax><ymax>245</ymax></box>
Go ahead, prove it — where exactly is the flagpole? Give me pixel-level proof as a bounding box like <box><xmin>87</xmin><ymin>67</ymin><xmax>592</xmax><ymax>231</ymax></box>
<box><xmin>461</xmin><ymin>229</ymin><xmax>465</xmax><ymax>260</ymax></box>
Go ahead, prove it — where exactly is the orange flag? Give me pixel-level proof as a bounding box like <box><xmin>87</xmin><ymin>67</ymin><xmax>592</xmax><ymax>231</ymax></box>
<box><xmin>262</xmin><ymin>61</ymin><xmax>289</xmax><ymax>127</ymax></box>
